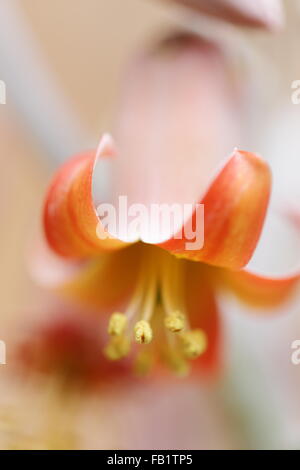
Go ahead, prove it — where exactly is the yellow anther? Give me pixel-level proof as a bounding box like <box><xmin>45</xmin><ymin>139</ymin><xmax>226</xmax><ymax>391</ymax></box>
<box><xmin>180</xmin><ymin>329</ymin><xmax>207</xmax><ymax>359</ymax></box>
<box><xmin>134</xmin><ymin>320</ymin><xmax>153</xmax><ymax>345</ymax></box>
<box><xmin>104</xmin><ymin>336</ymin><xmax>130</xmax><ymax>360</ymax></box>
<box><xmin>108</xmin><ymin>312</ymin><xmax>128</xmax><ymax>336</ymax></box>
<box><xmin>164</xmin><ymin>311</ymin><xmax>185</xmax><ymax>333</ymax></box>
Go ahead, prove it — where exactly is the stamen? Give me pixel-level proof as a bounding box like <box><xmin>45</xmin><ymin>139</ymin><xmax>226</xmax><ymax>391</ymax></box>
<box><xmin>103</xmin><ymin>246</ymin><xmax>206</xmax><ymax>378</ymax></box>
<box><xmin>124</xmin><ymin>276</ymin><xmax>145</xmax><ymax>322</ymax></box>
<box><xmin>180</xmin><ymin>329</ymin><xmax>207</xmax><ymax>359</ymax></box>
<box><xmin>160</xmin><ymin>253</ymin><xmax>189</xmax><ymax>332</ymax></box>
<box><xmin>164</xmin><ymin>311</ymin><xmax>185</xmax><ymax>333</ymax></box>
<box><xmin>134</xmin><ymin>320</ymin><xmax>153</xmax><ymax>344</ymax></box>
<box><xmin>140</xmin><ymin>264</ymin><xmax>157</xmax><ymax>323</ymax></box>
<box><xmin>104</xmin><ymin>336</ymin><xmax>130</xmax><ymax>360</ymax></box>
<box><xmin>108</xmin><ymin>312</ymin><xmax>128</xmax><ymax>336</ymax></box>
<box><xmin>125</xmin><ymin>252</ymin><xmax>158</xmax><ymax>325</ymax></box>
<box><xmin>132</xmin><ymin>256</ymin><xmax>157</xmax><ymax>345</ymax></box>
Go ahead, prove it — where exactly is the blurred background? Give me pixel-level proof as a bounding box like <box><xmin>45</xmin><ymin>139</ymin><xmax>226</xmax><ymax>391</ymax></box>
<box><xmin>1</xmin><ymin>0</ymin><xmax>300</xmax><ymax>450</ymax></box>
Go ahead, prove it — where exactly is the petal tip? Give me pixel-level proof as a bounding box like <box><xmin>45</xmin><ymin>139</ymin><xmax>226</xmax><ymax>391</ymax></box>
<box><xmin>96</xmin><ymin>133</ymin><xmax>116</xmax><ymax>161</ymax></box>
<box><xmin>233</xmin><ymin>148</ymin><xmax>272</xmax><ymax>181</ymax></box>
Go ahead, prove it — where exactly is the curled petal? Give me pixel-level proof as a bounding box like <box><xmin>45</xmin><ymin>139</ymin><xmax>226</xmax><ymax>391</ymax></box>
<box><xmin>220</xmin><ymin>268</ymin><xmax>300</xmax><ymax>308</ymax></box>
<box><xmin>159</xmin><ymin>149</ymin><xmax>271</xmax><ymax>270</ymax></box>
<box><xmin>165</xmin><ymin>0</ymin><xmax>284</xmax><ymax>31</ymax></box>
<box><xmin>219</xmin><ymin>205</ymin><xmax>300</xmax><ymax>307</ymax></box>
<box><xmin>44</xmin><ymin>134</ymin><xmax>128</xmax><ymax>259</ymax></box>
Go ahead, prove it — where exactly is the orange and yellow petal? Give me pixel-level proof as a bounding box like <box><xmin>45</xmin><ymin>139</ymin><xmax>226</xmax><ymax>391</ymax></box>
<box><xmin>43</xmin><ymin>135</ymin><xmax>128</xmax><ymax>259</ymax></box>
<box><xmin>32</xmin><ymin>233</ymin><xmax>143</xmax><ymax>314</ymax></box>
<box><xmin>59</xmin><ymin>244</ymin><xmax>143</xmax><ymax>313</ymax></box>
<box><xmin>160</xmin><ymin>149</ymin><xmax>271</xmax><ymax>270</ymax></box>
<box><xmin>184</xmin><ymin>262</ymin><xmax>221</xmax><ymax>376</ymax></box>
<box><xmin>220</xmin><ymin>268</ymin><xmax>300</xmax><ymax>308</ymax></box>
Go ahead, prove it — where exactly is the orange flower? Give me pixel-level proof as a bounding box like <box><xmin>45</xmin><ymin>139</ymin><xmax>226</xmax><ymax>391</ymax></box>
<box><xmin>164</xmin><ymin>0</ymin><xmax>284</xmax><ymax>30</ymax></box>
<box><xmin>39</xmin><ymin>34</ymin><xmax>299</xmax><ymax>378</ymax></box>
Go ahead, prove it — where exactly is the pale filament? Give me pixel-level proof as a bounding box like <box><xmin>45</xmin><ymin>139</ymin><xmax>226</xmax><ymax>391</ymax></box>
<box><xmin>160</xmin><ymin>252</ymin><xmax>190</xmax><ymax>330</ymax></box>
<box><xmin>124</xmin><ymin>253</ymin><xmax>158</xmax><ymax>326</ymax></box>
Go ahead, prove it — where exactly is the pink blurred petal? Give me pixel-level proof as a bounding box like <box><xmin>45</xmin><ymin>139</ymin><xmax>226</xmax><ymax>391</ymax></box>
<box><xmin>165</xmin><ymin>0</ymin><xmax>284</xmax><ymax>30</ymax></box>
<box><xmin>29</xmin><ymin>231</ymin><xmax>87</xmax><ymax>288</ymax></box>
<box><xmin>109</xmin><ymin>33</ymin><xmax>241</xmax><ymax>218</ymax></box>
